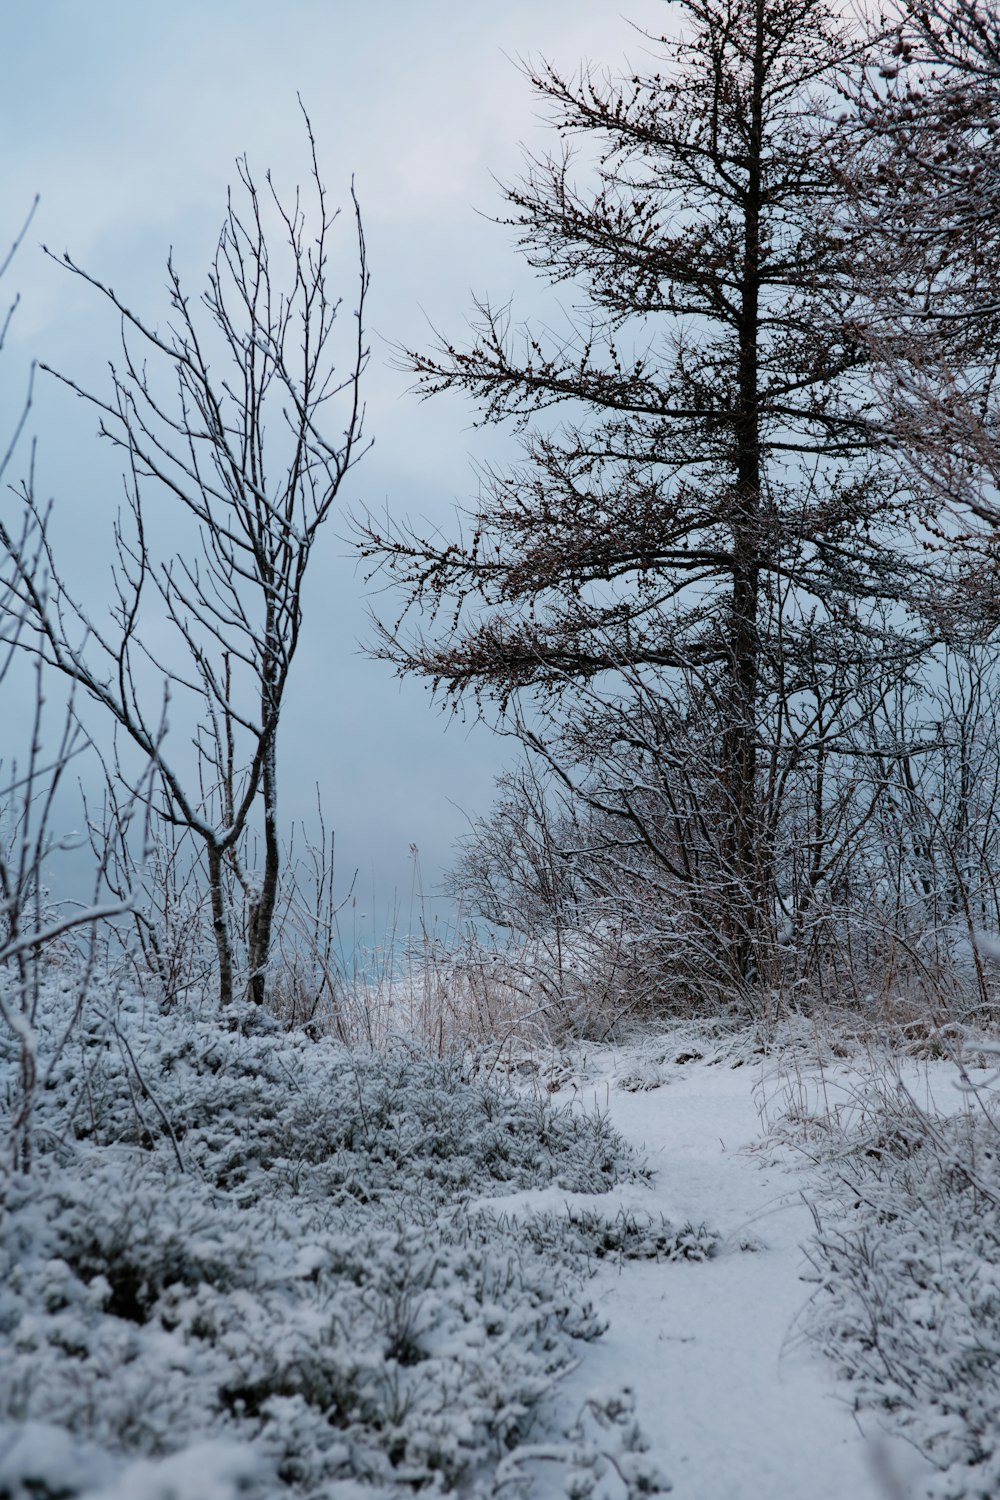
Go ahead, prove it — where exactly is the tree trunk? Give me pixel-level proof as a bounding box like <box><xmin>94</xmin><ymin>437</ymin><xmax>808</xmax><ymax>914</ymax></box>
<box><xmin>248</xmin><ymin>726</ymin><xmax>279</xmax><ymax>1006</ymax></box>
<box><xmin>207</xmin><ymin>843</ymin><xmax>235</xmax><ymax>1008</ymax></box>
<box><xmin>721</xmin><ymin>0</ymin><xmax>766</xmax><ymax>982</ymax></box>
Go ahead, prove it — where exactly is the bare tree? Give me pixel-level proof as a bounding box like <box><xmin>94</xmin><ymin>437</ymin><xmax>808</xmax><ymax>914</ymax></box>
<box><xmin>0</xmin><ymin>665</ymin><xmax>154</xmax><ymax>1175</ymax></box>
<box><xmin>1</xmin><ymin>206</ymin><xmax>145</xmax><ymax>1177</ymax></box>
<box><xmin>0</xmin><ymin>116</ymin><xmax>369</xmax><ymax>1008</ymax></box>
<box><xmin>358</xmin><ymin>0</ymin><xmax>923</xmax><ymax>986</ymax></box>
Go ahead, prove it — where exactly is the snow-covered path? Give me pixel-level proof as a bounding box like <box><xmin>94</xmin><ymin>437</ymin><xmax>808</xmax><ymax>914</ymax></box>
<box><xmin>544</xmin><ymin>1049</ymin><xmax>935</xmax><ymax>1500</ymax></box>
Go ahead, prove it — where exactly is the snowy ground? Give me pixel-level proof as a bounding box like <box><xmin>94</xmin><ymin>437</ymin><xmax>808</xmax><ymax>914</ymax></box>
<box><xmin>484</xmin><ymin>1038</ymin><xmax>940</xmax><ymax>1500</ymax></box>
<box><xmin>2</xmin><ymin>995</ymin><xmax>992</xmax><ymax>1499</ymax></box>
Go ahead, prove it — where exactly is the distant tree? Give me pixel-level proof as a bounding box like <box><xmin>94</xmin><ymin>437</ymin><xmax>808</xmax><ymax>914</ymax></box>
<box><xmin>0</xmin><ymin>120</ymin><xmax>369</xmax><ymax>1008</ymax></box>
<box><xmin>358</xmin><ymin>0</ymin><xmax>923</xmax><ymax>986</ymax></box>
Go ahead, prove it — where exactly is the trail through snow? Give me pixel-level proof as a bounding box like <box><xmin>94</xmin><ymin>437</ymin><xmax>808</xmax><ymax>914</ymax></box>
<box><xmin>488</xmin><ymin>1045</ymin><xmax>937</xmax><ymax>1500</ymax></box>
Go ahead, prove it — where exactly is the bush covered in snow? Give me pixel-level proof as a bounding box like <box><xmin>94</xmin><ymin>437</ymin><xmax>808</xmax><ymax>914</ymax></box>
<box><xmin>501</xmin><ymin>1206</ymin><xmax>718</xmax><ymax>1266</ymax></box>
<box><xmin>0</xmin><ymin>988</ymin><xmax>678</xmax><ymax>1499</ymax></box>
<box><xmin>803</xmin><ymin>1069</ymin><xmax>1000</xmax><ymax>1499</ymax></box>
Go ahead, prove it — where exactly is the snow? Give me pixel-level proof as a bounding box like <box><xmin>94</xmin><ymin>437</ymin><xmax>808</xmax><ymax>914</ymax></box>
<box><xmin>555</xmin><ymin>1047</ymin><xmax>936</xmax><ymax>1500</ymax></box>
<box><xmin>437</xmin><ymin>1036</ymin><xmax>943</xmax><ymax>1498</ymax></box>
<box><xmin>1</xmin><ymin>990</ymin><xmax>990</xmax><ymax>1497</ymax></box>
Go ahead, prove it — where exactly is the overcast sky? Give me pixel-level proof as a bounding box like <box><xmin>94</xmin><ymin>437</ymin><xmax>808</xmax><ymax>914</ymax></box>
<box><xmin>2</xmin><ymin>0</ymin><xmax>668</xmax><ymax>937</ymax></box>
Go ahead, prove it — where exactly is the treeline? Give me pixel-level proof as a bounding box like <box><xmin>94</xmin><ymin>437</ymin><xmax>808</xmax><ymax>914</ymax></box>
<box><xmin>4</xmin><ymin>0</ymin><xmax>1000</xmax><ymax>1095</ymax></box>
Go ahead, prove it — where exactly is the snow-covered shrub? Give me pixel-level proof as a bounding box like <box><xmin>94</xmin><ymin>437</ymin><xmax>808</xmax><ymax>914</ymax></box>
<box><xmin>41</xmin><ymin>994</ymin><xmax>636</xmax><ymax>1201</ymax></box>
<box><xmin>0</xmin><ymin>987</ymin><xmax>670</xmax><ymax>1499</ymax></box>
<box><xmin>494</xmin><ymin>1386</ymin><xmax>670</xmax><ymax>1498</ymax></box>
<box><xmin>498</xmin><ymin>1206</ymin><xmax>718</xmax><ymax>1266</ymax></box>
<box><xmin>803</xmin><ymin>1073</ymin><xmax>1000</xmax><ymax>1499</ymax></box>
<box><xmin>0</xmin><ymin>1166</ymin><xmax>609</xmax><ymax>1494</ymax></box>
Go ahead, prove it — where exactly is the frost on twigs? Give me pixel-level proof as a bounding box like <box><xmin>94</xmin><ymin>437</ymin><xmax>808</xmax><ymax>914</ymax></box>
<box><xmin>0</xmin><ymin>988</ymin><xmax>686</xmax><ymax>1499</ymax></box>
<box><xmin>803</xmin><ymin>1071</ymin><xmax>1000</xmax><ymax>1499</ymax></box>
<box><xmin>496</xmin><ymin>1206</ymin><xmax>719</xmax><ymax>1267</ymax></box>
<box><xmin>495</xmin><ymin>1386</ymin><xmax>671</xmax><ymax>1499</ymax></box>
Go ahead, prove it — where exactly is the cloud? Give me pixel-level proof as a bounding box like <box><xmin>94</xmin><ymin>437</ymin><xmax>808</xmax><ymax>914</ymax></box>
<box><xmin>3</xmin><ymin>0</ymin><xmax>670</xmax><ymax>923</ymax></box>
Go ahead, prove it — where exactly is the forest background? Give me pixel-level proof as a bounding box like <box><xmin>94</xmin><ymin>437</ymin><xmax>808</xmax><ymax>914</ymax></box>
<box><xmin>3</xmin><ymin>0</ymin><xmax>1000</xmax><ymax>1030</ymax></box>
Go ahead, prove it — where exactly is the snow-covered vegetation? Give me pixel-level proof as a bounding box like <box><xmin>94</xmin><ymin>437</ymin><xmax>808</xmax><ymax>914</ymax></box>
<box><xmin>0</xmin><ymin>981</ymin><xmax>706</xmax><ymax>1499</ymax></box>
<box><xmin>795</xmin><ymin>1052</ymin><xmax>1000</xmax><ymax>1499</ymax></box>
<box><xmin>7</xmin><ymin>945</ymin><xmax>1000</xmax><ymax>1499</ymax></box>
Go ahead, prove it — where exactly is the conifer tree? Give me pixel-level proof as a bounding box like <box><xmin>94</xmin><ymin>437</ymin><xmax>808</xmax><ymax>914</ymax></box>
<box><xmin>359</xmin><ymin>0</ymin><xmax>919</xmax><ymax>982</ymax></box>
<box><xmin>840</xmin><ymin>0</ymin><xmax>1000</xmax><ymax>597</ymax></box>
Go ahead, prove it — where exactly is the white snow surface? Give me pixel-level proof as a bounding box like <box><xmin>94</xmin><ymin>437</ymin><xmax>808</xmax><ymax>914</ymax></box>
<box><xmin>496</xmin><ymin>1041</ymin><xmax>937</xmax><ymax>1500</ymax></box>
<box><xmin>3</xmin><ymin>993</ymin><xmax>977</xmax><ymax>1499</ymax></box>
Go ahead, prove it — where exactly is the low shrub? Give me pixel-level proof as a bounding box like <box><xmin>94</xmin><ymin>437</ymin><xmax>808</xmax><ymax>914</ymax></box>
<box><xmin>802</xmin><ymin>1068</ymin><xmax>1000</xmax><ymax>1499</ymax></box>
<box><xmin>0</xmin><ymin>987</ymin><xmax>676</xmax><ymax>1499</ymax></box>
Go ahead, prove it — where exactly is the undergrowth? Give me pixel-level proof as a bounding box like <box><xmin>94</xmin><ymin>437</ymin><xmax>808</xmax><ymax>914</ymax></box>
<box><xmin>796</xmin><ymin>1058</ymin><xmax>1000</xmax><ymax>1500</ymax></box>
<box><xmin>0</xmin><ymin>986</ymin><xmax>679</xmax><ymax>1500</ymax></box>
